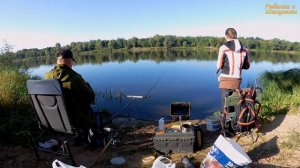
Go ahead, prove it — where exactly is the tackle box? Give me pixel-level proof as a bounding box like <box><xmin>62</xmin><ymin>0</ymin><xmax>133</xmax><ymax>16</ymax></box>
<box><xmin>153</xmin><ymin>132</ymin><xmax>194</xmax><ymax>153</ymax></box>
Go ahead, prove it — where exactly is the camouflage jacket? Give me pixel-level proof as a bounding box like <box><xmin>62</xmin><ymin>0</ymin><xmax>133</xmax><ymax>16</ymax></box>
<box><xmin>45</xmin><ymin>64</ymin><xmax>96</xmax><ymax>128</ymax></box>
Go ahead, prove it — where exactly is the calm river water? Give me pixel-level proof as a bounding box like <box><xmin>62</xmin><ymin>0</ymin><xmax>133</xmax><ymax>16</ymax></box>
<box><xmin>28</xmin><ymin>50</ymin><xmax>300</xmax><ymax>120</ymax></box>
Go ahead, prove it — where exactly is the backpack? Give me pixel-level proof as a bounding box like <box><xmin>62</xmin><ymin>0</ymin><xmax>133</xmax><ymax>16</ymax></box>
<box><xmin>235</xmin><ymin>87</ymin><xmax>262</xmax><ymax>132</ymax></box>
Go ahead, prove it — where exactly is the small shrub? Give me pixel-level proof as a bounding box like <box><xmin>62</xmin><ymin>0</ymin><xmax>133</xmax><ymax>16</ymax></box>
<box><xmin>0</xmin><ymin>67</ymin><xmax>38</xmax><ymax>144</ymax></box>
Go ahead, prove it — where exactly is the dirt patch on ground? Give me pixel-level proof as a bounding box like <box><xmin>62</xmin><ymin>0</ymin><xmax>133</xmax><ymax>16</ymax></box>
<box><xmin>1</xmin><ymin>114</ymin><xmax>300</xmax><ymax>168</ymax></box>
<box><xmin>240</xmin><ymin>114</ymin><xmax>300</xmax><ymax>167</ymax></box>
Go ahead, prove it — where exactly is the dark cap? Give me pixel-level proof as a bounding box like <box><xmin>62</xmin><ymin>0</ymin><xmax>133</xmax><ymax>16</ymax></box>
<box><xmin>57</xmin><ymin>49</ymin><xmax>75</xmax><ymax>61</ymax></box>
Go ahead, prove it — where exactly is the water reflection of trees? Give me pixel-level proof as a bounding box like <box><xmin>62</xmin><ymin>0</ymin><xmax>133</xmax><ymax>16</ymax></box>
<box><xmin>15</xmin><ymin>49</ymin><xmax>300</xmax><ymax>68</ymax></box>
<box><xmin>250</xmin><ymin>51</ymin><xmax>300</xmax><ymax>63</ymax></box>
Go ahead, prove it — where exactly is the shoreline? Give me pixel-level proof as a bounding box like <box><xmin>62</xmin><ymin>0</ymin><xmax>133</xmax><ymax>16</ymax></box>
<box><xmin>1</xmin><ymin>113</ymin><xmax>299</xmax><ymax>167</ymax></box>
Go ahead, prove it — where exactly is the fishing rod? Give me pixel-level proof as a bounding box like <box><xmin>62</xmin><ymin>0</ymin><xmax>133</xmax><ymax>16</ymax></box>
<box><xmin>91</xmin><ymin>69</ymin><xmax>168</xmax><ymax>167</ymax></box>
<box><xmin>104</xmin><ymin>68</ymin><xmax>167</xmax><ymax>123</ymax></box>
<box><xmin>121</xmin><ymin>68</ymin><xmax>168</xmax><ymax>120</ymax></box>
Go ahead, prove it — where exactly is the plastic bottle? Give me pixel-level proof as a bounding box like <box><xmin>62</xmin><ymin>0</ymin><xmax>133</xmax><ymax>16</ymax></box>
<box><xmin>151</xmin><ymin>156</ymin><xmax>175</xmax><ymax>168</ymax></box>
<box><xmin>158</xmin><ymin>118</ymin><xmax>165</xmax><ymax>131</ymax></box>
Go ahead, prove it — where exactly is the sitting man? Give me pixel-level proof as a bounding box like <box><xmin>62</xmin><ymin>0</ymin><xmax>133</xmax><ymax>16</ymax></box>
<box><xmin>45</xmin><ymin>49</ymin><xmax>99</xmax><ymax>144</ymax></box>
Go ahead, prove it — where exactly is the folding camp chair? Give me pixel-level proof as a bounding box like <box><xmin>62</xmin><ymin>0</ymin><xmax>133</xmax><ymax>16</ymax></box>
<box><xmin>27</xmin><ymin>79</ymin><xmax>81</xmax><ymax>166</ymax></box>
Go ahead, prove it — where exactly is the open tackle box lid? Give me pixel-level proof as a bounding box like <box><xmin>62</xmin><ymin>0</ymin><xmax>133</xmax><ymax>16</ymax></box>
<box><xmin>170</xmin><ymin>102</ymin><xmax>191</xmax><ymax>117</ymax></box>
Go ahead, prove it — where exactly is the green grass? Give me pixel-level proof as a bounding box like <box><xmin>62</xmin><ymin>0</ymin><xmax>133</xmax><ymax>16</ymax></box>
<box><xmin>259</xmin><ymin>68</ymin><xmax>300</xmax><ymax>118</ymax></box>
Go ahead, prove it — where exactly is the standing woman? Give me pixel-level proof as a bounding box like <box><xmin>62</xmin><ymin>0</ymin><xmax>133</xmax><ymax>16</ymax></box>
<box><xmin>216</xmin><ymin>28</ymin><xmax>250</xmax><ymax>133</ymax></box>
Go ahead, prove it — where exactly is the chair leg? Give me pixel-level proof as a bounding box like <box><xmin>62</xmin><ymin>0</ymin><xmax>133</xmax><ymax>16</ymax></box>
<box><xmin>63</xmin><ymin>135</ymin><xmax>79</xmax><ymax>166</ymax></box>
<box><xmin>63</xmin><ymin>142</ymin><xmax>77</xmax><ymax>166</ymax></box>
<box><xmin>29</xmin><ymin>130</ymin><xmax>79</xmax><ymax>166</ymax></box>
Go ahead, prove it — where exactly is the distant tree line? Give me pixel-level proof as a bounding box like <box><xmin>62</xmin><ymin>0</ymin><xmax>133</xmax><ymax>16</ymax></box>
<box><xmin>3</xmin><ymin>35</ymin><xmax>300</xmax><ymax>60</ymax></box>
<box><xmin>14</xmin><ymin>49</ymin><xmax>300</xmax><ymax>70</ymax></box>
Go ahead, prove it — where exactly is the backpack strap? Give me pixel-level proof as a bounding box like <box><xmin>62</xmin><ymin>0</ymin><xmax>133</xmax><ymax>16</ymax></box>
<box><xmin>237</xmin><ymin>105</ymin><xmax>256</xmax><ymax>126</ymax></box>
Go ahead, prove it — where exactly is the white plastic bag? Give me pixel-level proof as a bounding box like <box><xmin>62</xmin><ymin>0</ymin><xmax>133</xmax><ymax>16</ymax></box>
<box><xmin>52</xmin><ymin>159</ymin><xmax>86</xmax><ymax>168</ymax></box>
<box><xmin>201</xmin><ymin>135</ymin><xmax>252</xmax><ymax>168</ymax></box>
<box><xmin>152</xmin><ymin>156</ymin><xmax>175</xmax><ymax>168</ymax></box>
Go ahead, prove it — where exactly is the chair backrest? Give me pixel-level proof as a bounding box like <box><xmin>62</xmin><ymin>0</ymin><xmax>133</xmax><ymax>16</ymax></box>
<box><xmin>27</xmin><ymin>79</ymin><xmax>74</xmax><ymax>134</ymax></box>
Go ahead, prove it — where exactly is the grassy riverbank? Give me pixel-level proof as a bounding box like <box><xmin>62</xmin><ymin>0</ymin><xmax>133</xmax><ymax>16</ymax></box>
<box><xmin>260</xmin><ymin>68</ymin><xmax>300</xmax><ymax>119</ymax></box>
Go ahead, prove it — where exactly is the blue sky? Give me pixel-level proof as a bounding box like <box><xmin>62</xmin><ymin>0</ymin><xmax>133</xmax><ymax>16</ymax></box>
<box><xmin>0</xmin><ymin>0</ymin><xmax>299</xmax><ymax>51</ymax></box>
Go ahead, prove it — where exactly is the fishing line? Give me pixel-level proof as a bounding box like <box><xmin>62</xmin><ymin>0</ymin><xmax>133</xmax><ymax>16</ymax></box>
<box><xmin>145</xmin><ymin>68</ymin><xmax>168</xmax><ymax>97</ymax></box>
<box><xmin>125</xmin><ymin>67</ymin><xmax>169</xmax><ymax>120</ymax></box>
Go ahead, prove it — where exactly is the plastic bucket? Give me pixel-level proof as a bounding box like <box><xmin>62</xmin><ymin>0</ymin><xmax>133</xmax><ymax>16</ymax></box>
<box><xmin>201</xmin><ymin>135</ymin><xmax>252</xmax><ymax>167</ymax></box>
<box><xmin>206</xmin><ymin>115</ymin><xmax>221</xmax><ymax>131</ymax></box>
